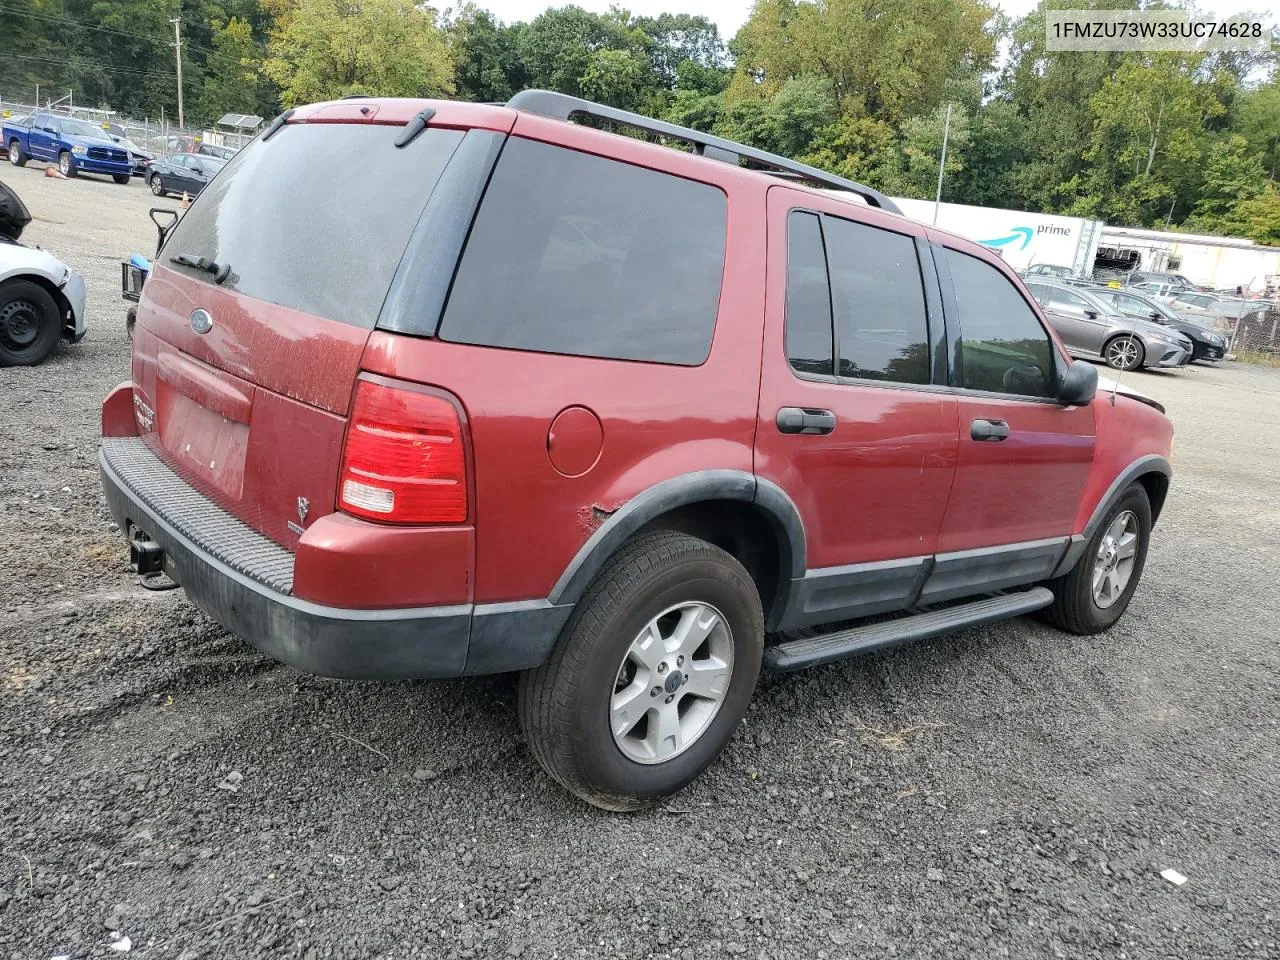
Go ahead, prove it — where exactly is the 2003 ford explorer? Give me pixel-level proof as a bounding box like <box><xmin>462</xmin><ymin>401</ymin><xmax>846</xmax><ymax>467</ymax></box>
<box><xmin>99</xmin><ymin>93</ymin><xmax>1173</xmax><ymax>810</ymax></box>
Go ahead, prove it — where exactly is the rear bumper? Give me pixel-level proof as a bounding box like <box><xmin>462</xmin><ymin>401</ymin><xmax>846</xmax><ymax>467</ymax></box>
<box><xmin>99</xmin><ymin>437</ymin><xmax>570</xmax><ymax>679</ymax></box>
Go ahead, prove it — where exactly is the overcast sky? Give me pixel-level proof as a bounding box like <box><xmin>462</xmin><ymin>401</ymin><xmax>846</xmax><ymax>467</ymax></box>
<box><xmin>476</xmin><ymin>0</ymin><xmax>1276</xmax><ymax>46</ymax></box>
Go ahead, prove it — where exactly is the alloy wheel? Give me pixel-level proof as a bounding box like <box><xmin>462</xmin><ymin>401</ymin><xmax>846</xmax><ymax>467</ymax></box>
<box><xmin>1106</xmin><ymin>337</ymin><xmax>1141</xmax><ymax>370</ymax></box>
<box><xmin>610</xmin><ymin>601</ymin><xmax>734</xmax><ymax>765</ymax></box>
<box><xmin>1092</xmin><ymin>510</ymin><xmax>1139</xmax><ymax>609</ymax></box>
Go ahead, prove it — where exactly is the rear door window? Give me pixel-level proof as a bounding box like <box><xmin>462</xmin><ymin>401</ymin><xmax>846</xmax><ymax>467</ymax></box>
<box><xmin>784</xmin><ymin>212</ymin><xmax>834</xmax><ymax>376</ymax></box>
<box><xmin>823</xmin><ymin>216</ymin><xmax>930</xmax><ymax>384</ymax></box>
<box><xmin>439</xmin><ymin>137</ymin><xmax>727</xmax><ymax>365</ymax></box>
<box><xmin>161</xmin><ymin>122</ymin><xmax>464</xmax><ymax>328</ymax></box>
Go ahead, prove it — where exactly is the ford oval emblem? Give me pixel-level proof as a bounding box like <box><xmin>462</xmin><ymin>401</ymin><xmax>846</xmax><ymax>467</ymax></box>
<box><xmin>190</xmin><ymin>308</ymin><xmax>213</xmax><ymax>334</ymax></box>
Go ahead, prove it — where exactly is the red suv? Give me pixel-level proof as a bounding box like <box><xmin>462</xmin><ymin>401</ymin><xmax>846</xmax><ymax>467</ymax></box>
<box><xmin>100</xmin><ymin>92</ymin><xmax>1173</xmax><ymax>810</ymax></box>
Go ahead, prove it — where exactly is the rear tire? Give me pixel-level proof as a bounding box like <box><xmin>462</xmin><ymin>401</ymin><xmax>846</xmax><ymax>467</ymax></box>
<box><xmin>126</xmin><ymin>305</ymin><xmax>137</xmax><ymax>341</ymax></box>
<box><xmin>58</xmin><ymin>151</ymin><xmax>76</xmax><ymax>178</ymax></box>
<box><xmin>519</xmin><ymin>531</ymin><xmax>764</xmax><ymax>811</ymax></box>
<box><xmin>8</xmin><ymin>140</ymin><xmax>26</xmax><ymax>166</ymax></box>
<box><xmin>0</xmin><ymin>279</ymin><xmax>60</xmax><ymax>366</ymax></box>
<box><xmin>113</xmin><ymin>173</ymin><xmax>130</xmax><ymax>185</ymax></box>
<box><xmin>1040</xmin><ymin>485</ymin><xmax>1152</xmax><ymax>634</ymax></box>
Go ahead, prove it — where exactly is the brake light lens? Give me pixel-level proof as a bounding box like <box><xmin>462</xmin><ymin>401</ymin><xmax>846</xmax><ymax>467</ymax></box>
<box><xmin>338</xmin><ymin>378</ymin><xmax>467</xmax><ymax>524</ymax></box>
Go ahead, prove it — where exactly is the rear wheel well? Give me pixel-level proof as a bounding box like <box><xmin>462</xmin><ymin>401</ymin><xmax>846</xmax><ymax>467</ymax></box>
<box><xmin>1135</xmin><ymin>471</ymin><xmax>1169</xmax><ymax>524</ymax></box>
<box><xmin>635</xmin><ymin>501</ymin><xmax>783</xmax><ymax>625</ymax></box>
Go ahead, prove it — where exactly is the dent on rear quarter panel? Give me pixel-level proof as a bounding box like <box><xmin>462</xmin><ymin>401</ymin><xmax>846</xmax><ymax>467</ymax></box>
<box><xmin>1074</xmin><ymin>394</ymin><xmax>1173</xmax><ymax>532</ymax></box>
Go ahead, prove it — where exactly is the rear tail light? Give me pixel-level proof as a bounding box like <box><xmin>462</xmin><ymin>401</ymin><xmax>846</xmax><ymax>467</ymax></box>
<box><xmin>338</xmin><ymin>377</ymin><xmax>468</xmax><ymax>524</ymax></box>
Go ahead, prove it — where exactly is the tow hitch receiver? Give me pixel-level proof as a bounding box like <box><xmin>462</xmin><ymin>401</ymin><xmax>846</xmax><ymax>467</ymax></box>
<box><xmin>128</xmin><ymin>523</ymin><xmax>180</xmax><ymax>591</ymax></box>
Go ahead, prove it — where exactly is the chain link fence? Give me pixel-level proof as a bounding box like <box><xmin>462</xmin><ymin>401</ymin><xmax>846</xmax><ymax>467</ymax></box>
<box><xmin>1234</xmin><ymin>305</ymin><xmax>1280</xmax><ymax>356</ymax></box>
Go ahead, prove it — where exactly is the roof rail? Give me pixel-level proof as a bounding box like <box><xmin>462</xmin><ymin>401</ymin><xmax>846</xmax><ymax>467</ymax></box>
<box><xmin>505</xmin><ymin>89</ymin><xmax>901</xmax><ymax>215</ymax></box>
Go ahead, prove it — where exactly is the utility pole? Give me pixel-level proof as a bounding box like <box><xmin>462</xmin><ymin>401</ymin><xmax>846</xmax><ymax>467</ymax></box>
<box><xmin>170</xmin><ymin>17</ymin><xmax>185</xmax><ymax>129</ymax></box>
<box><xmin>933</xmin><ymin>103</ymin><xmax>952</xmax><ymax>226</ymax></box>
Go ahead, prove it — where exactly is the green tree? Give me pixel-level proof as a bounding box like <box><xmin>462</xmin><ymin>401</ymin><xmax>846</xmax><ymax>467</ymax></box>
<box><xmin>730</xmin><ymin>0</ymin><xmax>996</xmax><ymax>124</ymax></box>
<box><xmin>1188</xmin><ymin>135</ymin><xmax>1266</xmax><ymax>230</ymax></box>
<box><xmin>579</xmin><ymin>48</ymin><xmax>645</xmax><ymax>109</ymax></box>
<box><xmin>195</xmin><ymin>16</ymin><xmax>268</xmax><ymax>124</ymax></box>
<box><xmin>1234</xmin><ymin>81</ymin><xmax>1280</xmax><ymax>182</ymax></box>
<box><xmin>896</xmin><ymin>102</ymin><xmax>971</xmax><ymax>199</ymax></box>
<box><xmin>263</xmin><ymin>0</ymin><xmax>453</xmax><ymax>106</ymax></box>
<box><xmin>1235</xmin><ymin>184</ymin><xmax>1280</xmax><ymax>245</ymax></box>
<box><xmin>767</xmin><ymin>74</ymin><xmax>836</xmax><ymax>157</ymax></box>
<box><xmin>631</xmin><ymin>13</ymin><xmax>725</xmax><ymax>88</ymax></box>
<box><xmin>797</xmin><ymin>114</ymin><xmax>900</xmax><ymax>186</ymax></box>
<box><xmin>516</xmin><ymin>5</ymin><xmax>627</xmax><ymax>97</ymax></box>
<box><xmin>448</xmin><ymin>6</ymin><xmax>525</xmax><ymax>103</ymax></box>
<box><xmin>951</xmin><ymin>99</ymin><xmax>1028</xmax><ymax>209</ymax></box>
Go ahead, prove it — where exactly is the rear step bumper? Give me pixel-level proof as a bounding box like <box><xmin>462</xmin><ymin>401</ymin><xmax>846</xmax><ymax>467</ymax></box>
<box><xmin>764</xmin><ymin>588</ymin><xmax>1055</xmax><ymax>672</ymax></box>
<box><xmin>99</xmin><ymin>438</ymin><xmax>571</xmax><ymax>680</ymax></box>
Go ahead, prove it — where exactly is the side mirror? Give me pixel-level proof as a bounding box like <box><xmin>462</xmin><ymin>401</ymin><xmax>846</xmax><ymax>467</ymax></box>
<box><xmin>1149</xmin><ymin>311</ymin><xmax>1161</xmax><ymax>320</ymax></box>
<box><xmin>1084</xmin><ymin>309</ymin><xmax>1099</xmax><ymax>319</ymax></box>
<box><xmin>1058</xmin><ymin>359</ymin><xmax>1098</xmax><ymax>406</ymax></box>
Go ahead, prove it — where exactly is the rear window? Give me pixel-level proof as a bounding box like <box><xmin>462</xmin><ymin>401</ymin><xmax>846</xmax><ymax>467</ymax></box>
<box><xmin>160</xmin><ymin>122</ymin><xmax>464</xmax><ymax>328</ymax></box>
<box><xmin>439</xmin><ymin>137</ymin><xmax>727</xmax><ymax>365</ymax></box>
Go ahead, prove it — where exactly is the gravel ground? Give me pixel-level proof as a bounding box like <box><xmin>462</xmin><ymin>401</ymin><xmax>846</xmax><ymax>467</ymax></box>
<box><xmin>2</xmin><ymin>163</ymin><xmax>1278</xmax><ymax>960</ymax></box>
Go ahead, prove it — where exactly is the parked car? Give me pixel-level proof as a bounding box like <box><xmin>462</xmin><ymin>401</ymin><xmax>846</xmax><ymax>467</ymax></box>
<box><xmin>0</xmin><ymin>181</ymin><xmax>86</xmax><ymax>365</ymax></box>
<box><xmin>1020</xmin><ymin>263</ymin><xmax>1094</xmax><ymax>287</ymax></box>
<box><xmin>1024</xmin><ymin>279</ymin><xmax>1192</xmax><ymax>370</ymax></box>
<box><xmin>1130</xmin><ymin>280</ymin><xmax>1191</xmax><ymax>301</ymax></box>
<box><xmin>146</xmin><ymin>153</ymin><xmax>227</xmax><ymax>197</ymax></box>
<box><xmin>196</xmin><ymin>143</ymin><xmax>237</xmax><ymax>161</ymax></box>
<box><xmin>1167</xmin><ymin>291</ymin><xmax>1263</xmax><ymax>329</ymax></box>
<box><xmin>4</xmin><ymin>112</ymin><xmax>133</xmax><ymax>183</ymax></box>
<box><xmin>111</xmin><ymin>135</ymin><xmax>154</xmax><ymax>176</ymax></box>
<box><xmin>99</xmin><ymin>93</ymin><xmax>1173</xmax><ymax>811</ymax></box>
<box><xmin>1128</xmin><ymin>270</ymin><xmax>1198</xmax><ymax>289</ymax></box>
<box><xmin>1022</xmin><ymin>264</ymin><xmax>1074</xmax><ymax>279</ymax></box>
<box><xmin>1085</xmin><ymin>286</ymin><xmax>1228</xmax><ymax>362</ymax></box>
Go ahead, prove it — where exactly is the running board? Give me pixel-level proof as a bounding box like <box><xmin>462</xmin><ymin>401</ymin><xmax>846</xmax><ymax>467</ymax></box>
<box><xmin>764</xmin><ymin>587</ymin><xmax>1054</xmax><ymax>672</ymax></box>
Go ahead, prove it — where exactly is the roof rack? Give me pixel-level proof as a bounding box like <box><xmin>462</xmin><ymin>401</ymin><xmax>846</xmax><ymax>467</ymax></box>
<box><xmin>506</xmin><ymin>89</ymin><xmax>901</xmax><ymax>215</ymax></box>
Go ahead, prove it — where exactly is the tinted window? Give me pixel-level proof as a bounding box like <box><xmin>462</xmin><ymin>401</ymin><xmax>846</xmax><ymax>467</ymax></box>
<box><xmin>823</xmin><ymin>217</ymin><xmax>929</xmax><ymax>384</ymax></box>
<box><xmin>441</xmin><ymin>137</ymin><xmax>727</xmax><ymax>365</ymax></box>
<box><xmin>785</xmin><ymin>212</ymin><xmax>833</xmax><ymax>376</ymax></box>
<box><xmin>161</xmin><ymin>123</ymin><xmax>464</xmax><ymax>328</ymax></box>
<box><xmin>1025</xmin><ymin>281</ymin><xmax>1049</xmax><ymax>305</ymax></box>
<box><xmin>945</xmin><ymin>248</ymin><xmax>1055</xmax><ymax>398</ymax></box>
<box><xmin>1048</xmin><ymin>287</ymin><xmax>1087</xmax><ymax>308</ymax></box>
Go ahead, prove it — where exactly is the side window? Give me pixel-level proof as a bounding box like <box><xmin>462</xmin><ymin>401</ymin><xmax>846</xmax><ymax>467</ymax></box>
<box><xmin>1049</xmin><ymin>287</ymin><xmax>1087</xmax><ymax>309</ymax></box>
<box><xmin>1025</xmin><ymin>281</ymin><xmax>1049</xmax><ymax>306</ymax></box>
<box><xmin>784</xmin><ymin>212</ymin><xmax>834</xmax><ymax>376</ymax></box>
<box><xmin>440</xmin><ymin>137</ymin><xmax>727</xmax><ymax>365</ymax></box>
<box><xmin>823</xmin><ymin>216</ymin><xmax>930</xmax><ymax>384</ymax></box>
<box><xmin>944</xmin><ymin>248</ymin><xmax>1056</xmax><ymax>399</ymax></box>
<box><xmin>1114</xmin><ymin>295</ymin><xmax>1148</xmax><ymax>318</ymax></box>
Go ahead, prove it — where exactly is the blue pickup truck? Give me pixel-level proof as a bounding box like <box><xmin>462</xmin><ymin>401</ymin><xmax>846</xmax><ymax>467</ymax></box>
<box><xmin>4</xmin><ymin>111</ymin><xmax>133</xmax><ymax>183</ymax></box>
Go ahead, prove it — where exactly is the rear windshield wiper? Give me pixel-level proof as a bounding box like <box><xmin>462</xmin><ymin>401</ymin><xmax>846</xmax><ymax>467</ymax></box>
<box><xmin>170</xmin><ymin>252</ymin><xmax>231</xmax><ymax>285</ymax></box>
<box><xmin>395</xmin><ymin>107</ymin><xmax>436</xmax><ymax>148</ymax></box>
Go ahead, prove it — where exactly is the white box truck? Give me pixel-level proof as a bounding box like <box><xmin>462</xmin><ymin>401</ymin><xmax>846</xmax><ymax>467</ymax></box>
<box><xmin>892</xmin><ymin>197</ymin><xmax>1104</xmax><ymax>277</ymax></box>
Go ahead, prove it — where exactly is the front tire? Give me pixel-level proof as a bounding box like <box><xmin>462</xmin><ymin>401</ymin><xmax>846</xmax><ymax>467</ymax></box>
<box><xmin>149</xmin><ymin>175</ymin><xmax>165</xmax><ymax>197</ymax></box>
<box><xmin>8</xmin><ymin>140</ymin><xmax>26</xmax><ymax>166</ymax></box>
<box><xmin>1104</xmin><ymin>335</ymin><xmax>1144</xmax><ymax>371</ymax></box>
<box><xmin>58</xmin><ymin>151</ymin><xmax>76</xmax><ymax>177</ymax></box>
<box><xmin>1040</xmin><ymin>485</ymin><xmax>1152</xmax><ymax>634</ymax></box>
<box><xmin>519</xmin><ymin>531</ymin><xmax>764</xmax><ymax>811</ymax></box>
<box><xmin>113</xmin><ymin>173</ymin><xmax>130</xmax><ymax>185</ymax></box>
<box><xmin>0</xmin><ymin>279</ymin><xmax>61</xmax><ymax>366</ymax></box>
